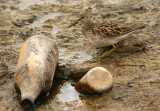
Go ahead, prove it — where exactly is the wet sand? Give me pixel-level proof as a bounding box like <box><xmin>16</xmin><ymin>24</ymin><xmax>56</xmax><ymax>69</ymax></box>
<box><xmin>0</xmin><ymin>0</ymin><xmax>160</xmax><ymax>110</ymax></box>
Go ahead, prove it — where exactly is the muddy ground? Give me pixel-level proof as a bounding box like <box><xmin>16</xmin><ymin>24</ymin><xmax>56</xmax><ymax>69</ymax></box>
<box><xmin>0</xmin><ymin>0</ymin><xmax>160</xmax><ymax>111</ymax></box>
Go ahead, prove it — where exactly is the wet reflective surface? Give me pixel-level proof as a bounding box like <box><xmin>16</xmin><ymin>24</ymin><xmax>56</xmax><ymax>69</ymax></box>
<box><xmin>0</xmin><ymin>0</ymin><xmax>160</xmax><ymax>110</ymax></box>
<box><xmin>56</xmin><ymin>81</ymin><xmax>81</xmax><ymax>102</ymax></box>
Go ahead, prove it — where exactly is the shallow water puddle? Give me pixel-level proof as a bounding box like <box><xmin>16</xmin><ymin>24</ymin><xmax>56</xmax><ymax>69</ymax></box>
<box><xmin>19</xmin><ymin>0</ymin><xmax>43</xmax><ymax>10</ymax></box>
<box><xmin>52</xmin><ymin>26</ymin><xmax>59</xmax><ymax>35</ymax></box>
<box><xmin>25</xmin><ymin>12</ymin><xmax>61</xmax><ymax>28</ymax></box>
<box><xmin>34</xmin><ymin>80</ymin><xmax>84</xmax><ymax>110</ymax></box>
<box><xmin>19</xmin><ymin>0</ymin><xmax>81</xmax><ymax>10</ymax></box>
<box><xmin>59</xmin><ymin>49</ymin><xmax>93</xmax><ymax>64</ymax></box>
<box><xmin>108</xmin><ymin>0</ymin><xmax>120</xmax><ymax>4</ymax></box>
<box><xmin>56</xmin><ymin>81</ymin><xmax>82</xmax><ymax>103</ymax></box>
<box><xmin>19</xmin><ymin>0</ymin><xmax>57</xmax><ymax>10</ymax></box>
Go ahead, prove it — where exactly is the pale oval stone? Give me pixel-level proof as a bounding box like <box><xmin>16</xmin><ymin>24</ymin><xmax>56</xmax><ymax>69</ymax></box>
<box><xmin>75</xmin><ymin>67</ymin><xmax>113</xmax><ymax>93</ymax></box>
<box><xmin>87</xmin><ymin>67</ymin><xmax>113</xmax><ymax>93</ymax></box>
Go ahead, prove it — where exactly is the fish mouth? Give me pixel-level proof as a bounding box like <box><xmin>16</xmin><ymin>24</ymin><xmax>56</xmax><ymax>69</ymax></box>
<box><xmin>21</xmin><ymin>97</ymin><xmax>33</xmax><ymax>109</ymax></box>
<box><xmin>68</xmin><ymin>17</ymin><xmax>82</xmax><ymax>28</ymax></box>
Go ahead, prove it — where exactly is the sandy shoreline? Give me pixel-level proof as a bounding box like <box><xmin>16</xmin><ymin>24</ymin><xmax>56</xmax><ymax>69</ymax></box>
<box><xmin>0</xmin><ymin>0</ymin><xmax>160</xmax><ymax>110</ymax></box>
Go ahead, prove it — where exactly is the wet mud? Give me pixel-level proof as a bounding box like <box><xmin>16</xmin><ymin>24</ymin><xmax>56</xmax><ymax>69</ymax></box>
<box><xmin>0</xmin><ymin>0</ymin><xmax>160</xmax><ymax>110</ymax></box>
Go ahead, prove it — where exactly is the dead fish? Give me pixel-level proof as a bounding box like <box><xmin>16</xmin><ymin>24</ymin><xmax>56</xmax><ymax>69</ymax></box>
<box><xmin>14</xmin><ymin>35</ymin><xmax>58</xmax><ymax>108</ymax></box>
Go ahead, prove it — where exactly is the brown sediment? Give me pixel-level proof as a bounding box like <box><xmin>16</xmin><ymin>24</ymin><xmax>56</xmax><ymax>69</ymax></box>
<box><xmin>68</xmin><ymin>67</ymin><xmax>93</xmax><ymax>82</ymax></box>
<box><xmin>75</xmin><ymin>82</ymin><xmax>96</xmax><ymax>94</ymax></box>
<box><xmin>0</xmin><ymin>0</ymin><xmax>160</xmax><ymax>110</ymax></box>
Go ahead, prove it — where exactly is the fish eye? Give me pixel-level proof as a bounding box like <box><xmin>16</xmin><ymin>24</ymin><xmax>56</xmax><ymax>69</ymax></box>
<box><xmin>81</xmin><ymin>16</ymin><xmax>84</xmax><ymax>19</ymax></box>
